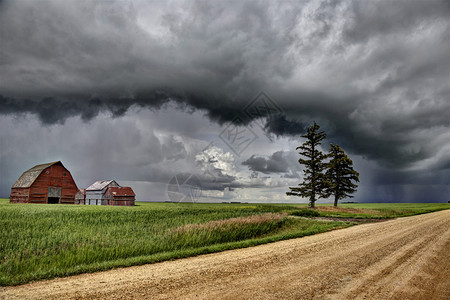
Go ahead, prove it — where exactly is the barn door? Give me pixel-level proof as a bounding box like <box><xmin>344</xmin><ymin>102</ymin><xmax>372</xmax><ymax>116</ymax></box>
<box><xmin>47</xmin><ymin>187</ymin><xmax>61</xmax><ymax>204</ymax></box>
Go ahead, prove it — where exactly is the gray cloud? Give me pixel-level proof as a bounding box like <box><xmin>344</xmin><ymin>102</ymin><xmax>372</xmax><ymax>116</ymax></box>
<box><xmin>0</xmin><ymin>110</ymin><xmax>207</xmax><ymax>197</ymax></box>
<box><xmin>0</xmin><ymin>0</ymin><xmax>449</xmax><ymax>202</ymax></box>
<box><xmin>242</xmin><ymin>151</ymin><xmax>301</xmax><ymax>177</ymax></box>
<box><xmin>161</xmin><ymin>135</ymin><xmax>188</xmax><ymax>161</ymax></box>
<box><xmin>195</xmin><ymin>145</ymin><xmax>240</xmax><ymax>190</ymax></box>
<box><xmin>343</xmin><ymin>0</ymin><xmax>450</xmax><ymax>43</ymax></box>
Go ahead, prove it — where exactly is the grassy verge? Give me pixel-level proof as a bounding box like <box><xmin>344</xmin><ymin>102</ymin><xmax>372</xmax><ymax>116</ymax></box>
<box><xmin>311</xmin><ymin>203</ymin><xmax>450</xmax><ymax>219</ymax></box>
<box><xmin>0</xmin><ymin>199</ymin><xmax>447</xmax><ymax>286</ymax></box>
<box><xmin>0</xmin><ymin>199</ymin><xmax>349</xmax><ymax>286</ymax></box>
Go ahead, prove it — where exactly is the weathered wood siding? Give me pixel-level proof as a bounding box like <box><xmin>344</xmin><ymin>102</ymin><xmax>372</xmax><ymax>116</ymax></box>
<box><xmin>75</xmin><ymin>189</ymin><xmax>86</xmax><ymax>205</ymax></box>
<box><xmin>86</xmin><ymin>190</ymin><xmax>104</xmax><ymax>205</ymax></box>
<box><xmin>85</xmin><ymin>181</ymin><xmax>120</xmax><ymax>205</ymax></box>
<box><xmin>28</xmin><ymin>164</ymin><xmax>77</xmax><ymax>204</ymax></box>
<box><xmin>9</xmin><ymin>188</ymin><xmax>30</xmax><ymax>203</ymax></box>
<box><xmin>104</xmin><ymin>187</ymin><xmax>135</xmax><ymax>206</ymax></box>
<box><xmin>109</xmin><ymin>198</ymin><xmax>135</xmax><ymax>206</ymax></box>
<box><xmin>10</xmin><ymin>162</ymin><xmax>78</xmax><ymax>204</ymax></box>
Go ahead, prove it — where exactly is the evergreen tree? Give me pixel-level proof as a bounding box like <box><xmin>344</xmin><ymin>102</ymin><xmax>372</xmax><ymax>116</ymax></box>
<box><xmin>324</xmin><ymin>144</ymin><xmax>360</xmax><ymax>207</ymax></box>
<box><xmin>287</xmin><ymin>122</ymin><xmax>327</xmax><ymax>208</ymax></box>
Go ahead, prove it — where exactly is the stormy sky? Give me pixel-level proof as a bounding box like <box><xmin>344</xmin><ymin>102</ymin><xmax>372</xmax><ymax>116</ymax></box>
<box><xmin>0</xmin><ymin>0</ymin><xmax>449</xmax><ymax>203</ymax></box>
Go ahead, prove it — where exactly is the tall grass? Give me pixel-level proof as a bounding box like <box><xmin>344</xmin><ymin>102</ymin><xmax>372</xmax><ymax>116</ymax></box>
<box><xmin>1</xmin><ymin>200</ymin><xmax>447</xmax><ymax>286</ymax></box>
<box><xmin>169</xmin><ymin>213</ymin><xmax>289</xmax><ymax>247</ymax></box>
<box><xmin>314</xmin><ymin>203</ymin><xmax>450</xmax><ymax>218</ymax></box>
<box><xmin>0</xmin><ymin>200</ymin><xmax>348</xmax><ymax>286</ymax></box>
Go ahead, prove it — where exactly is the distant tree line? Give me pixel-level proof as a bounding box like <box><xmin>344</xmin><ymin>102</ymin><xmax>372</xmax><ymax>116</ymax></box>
<box><xmin>287</xmin><ymin>122</ymin><xmax>359</xmax><ymax>208</ymax></box>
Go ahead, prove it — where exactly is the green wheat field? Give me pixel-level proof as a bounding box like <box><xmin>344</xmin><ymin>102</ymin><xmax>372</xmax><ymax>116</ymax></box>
<box><xmin>0</xmin><ymin>198</ymin><xmax>448</xmax><ymax>286</ymax></box>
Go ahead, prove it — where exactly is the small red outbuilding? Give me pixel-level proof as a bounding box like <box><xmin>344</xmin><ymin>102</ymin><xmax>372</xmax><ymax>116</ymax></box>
<box><xmin>10</xmin><ymin>161</ymin><xmax>78</xmax><ymax>204</ymax></box>
<box><xmin>104</xmin><ymin>186</ymin><xmax>136</xmax><ymax>206</ymax></box>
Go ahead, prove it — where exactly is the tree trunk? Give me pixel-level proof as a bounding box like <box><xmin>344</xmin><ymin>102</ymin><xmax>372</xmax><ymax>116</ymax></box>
<box><xmin>334</xmin><ymin>195</ymin><xmax>338</xmax><ymax>207</ymax></box>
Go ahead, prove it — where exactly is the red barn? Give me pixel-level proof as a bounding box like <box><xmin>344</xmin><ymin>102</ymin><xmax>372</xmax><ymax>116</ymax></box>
<box><xmin>10</xmin><ymin>161</ymin><xmax>78</xmax><ymax>204</ymax></box>
<box><xmin>104</xmin><ymin>186</ymin><xmax>136</xmax><ymax>206</ymax></box>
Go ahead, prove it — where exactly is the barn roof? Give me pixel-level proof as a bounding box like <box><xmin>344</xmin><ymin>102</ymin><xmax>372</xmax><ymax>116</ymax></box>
<box><xmin>108</xmin><ymin>186</ymin><xmax>135</xmax><ymax>197</ymax></box>
<box><xmin>86</xmin><ymin>180</ymin><xmax>120</xmax><ymax>191</ymax></box>
<box><xmin>12</xmin><ymin>161</ymin><xmax>61</xmax><ymax>188</ymax></box>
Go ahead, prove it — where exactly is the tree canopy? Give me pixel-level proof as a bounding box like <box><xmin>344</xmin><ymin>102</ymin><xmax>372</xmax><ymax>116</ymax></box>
<box><xmin>286</xmin><ymin>122</ymin><xmax>327</xmax><ymax>208</ymax></box>
<box><xmin>324</xmin><ymin>144</ymin><xmax>360</xmax><ymax>207</ymax></box>
<box><xmin>287</xmin><ymin>123</ymin><xmax>359</xmax><ymax>208</ymax></box>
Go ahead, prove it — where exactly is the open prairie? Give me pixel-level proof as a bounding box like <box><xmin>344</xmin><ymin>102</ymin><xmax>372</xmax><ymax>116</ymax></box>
<box><xmin>0</xmin><ymin>199</ymin><xmax>448</xmax><ymax>290</ymax></box>
<box><xmin>0</xmin><ymin>199</ymin><xmax>352</xmax><ymax>286</ymax></box>
<box><xmin>1</xmin><ymin>209</ymin><xmax>449</xmax><ymax>299</ymax></box>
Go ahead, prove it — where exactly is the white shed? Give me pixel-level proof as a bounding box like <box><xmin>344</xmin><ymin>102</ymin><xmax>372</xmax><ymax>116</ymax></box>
<box><xmin>85</xmin><ymin>180</ymin><xmax>120</xmax><ymax>205</ymax></box>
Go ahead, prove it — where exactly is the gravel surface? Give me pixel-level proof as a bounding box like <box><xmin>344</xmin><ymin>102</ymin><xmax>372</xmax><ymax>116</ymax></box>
<box><xmin>1</xmin><ymin>210</ymin><xmax>449</xmax><ymax>300</ymax></box>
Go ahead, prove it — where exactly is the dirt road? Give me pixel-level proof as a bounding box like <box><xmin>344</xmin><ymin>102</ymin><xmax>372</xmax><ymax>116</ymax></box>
<box><xmin>1</xmin><ymin>210</ymin><xmax>449</xmax><ymax>300</ymax></box>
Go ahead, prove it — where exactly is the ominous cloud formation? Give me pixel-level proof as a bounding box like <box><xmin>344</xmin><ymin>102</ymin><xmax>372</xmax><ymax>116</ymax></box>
<box><xmin>242</xmin><ymin>151</ymin><xmax>301</xmax><ymax>177</ymax></box>
<box><xmin>195</xmin><ymin>145</ymin><xmax>240</xmax><ymax>190</ymax></box>
<box><xmin>0</xmin><ymin>0</ymin><xmax>449</xmax><ymax>202</ymax></box>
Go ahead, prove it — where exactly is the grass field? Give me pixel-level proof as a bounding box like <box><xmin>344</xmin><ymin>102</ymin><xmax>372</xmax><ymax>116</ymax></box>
<box><xmin>0</xmin><ymin>198</ymin><xmax>448</xmax><ymax>286</ymax></box>
<box><xmin>291</xmin><ymin>202</ymin><xmax>450</xmax><ymax>219</ymax></box>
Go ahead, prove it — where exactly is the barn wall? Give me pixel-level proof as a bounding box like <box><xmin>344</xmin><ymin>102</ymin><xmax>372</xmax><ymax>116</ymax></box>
<box><xmin>102</xmin><ymin>196</ymin><xmax>135</xmax><ymax>206</ymax></box>
<box><xmin>85</xmin><ymin>190</ymin><xmax>104</xmax><ymax>205</ymax></box>
<box><xmin>29</xmin><ymin>164</ymin><xmax>77</xmax><ymax>204</ymax></box>
<box><xmin>85</xmin><ymin>182</ymin><xmax>120</xmax><ymax>205</ymax></box>
<box><xmin>75</xmin><ymin>190</ymin><xmax>86</xmax><ymax>205</ymax></box>
<box><xmin>104</xmin><ymin>188</ymin><xmax>135</xmax><ymax>206</ymax></box>
<box><xmin>110</xmin><ymin>197</ymin><xmax>135</xmax><ymax>206</ymax></box>
<box><xmin>10</xmin><ymin>188</ymin><xmax>30</xmax><ymax>203</ymax></box>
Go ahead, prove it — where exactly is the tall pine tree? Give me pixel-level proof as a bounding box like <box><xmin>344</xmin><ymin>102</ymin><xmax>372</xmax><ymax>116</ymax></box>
<box><xmin>324</xmin><ymin>144</ymin><xmax>360</xmax><ymax>207</ymax></box>
<box><xmin>287</xmin><ymin>122</ymin><xmax>327</xmax><ymax>208</ymax></box>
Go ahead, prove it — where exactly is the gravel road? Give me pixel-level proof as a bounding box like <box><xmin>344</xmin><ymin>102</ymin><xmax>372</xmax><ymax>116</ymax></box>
<box><xmin>1</xmin><ymin>209</ymin><xmax>449</xmax><ymax>300</ymax></box>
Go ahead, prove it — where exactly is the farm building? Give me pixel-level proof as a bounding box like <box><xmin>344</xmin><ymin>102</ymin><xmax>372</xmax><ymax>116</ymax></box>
<box><xmin>104</xmin><ymin>187</ymin><xmax>136</xmax><ymax>206</ymax></box>
<box><xmin>75</xmin><ymin>189</ymin><xmax>86</xmax><ymax>204</ymax></box>
<box><xmin>10</xmin><ymin>161</ymin><xmax>78</xmax><ymax>204</ymax></box>
<box><xmin>85</xmin><ymin>180</ymin><xmax>119</xmax><ymax>205</ymax></box>
<box><xmin>85</xmin><ymin>180</ymin><xmax>135</xmax><ymax>206</ymax></box>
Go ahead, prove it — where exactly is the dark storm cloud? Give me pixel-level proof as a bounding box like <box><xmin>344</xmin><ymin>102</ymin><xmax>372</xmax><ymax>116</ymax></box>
<box><xmin>242</xmin><ymin>151</ymin><xmax>301</xmax><ymax>175</ymax></box>
<box><xmin>196</xmin><ymin>173</ymin><xmax>244</xmax><ymax>192</ymax></box>
<box><xmin>0</xmin><ymin>110</ymin><xmax>207</xmax><ymax>197</ymax></box>
<box><xmin>264</xmin><ymin>115</ymin><xmax>308</xmax><ymax>136</ymax></box>
<box><xmin>1</xmin><ymin>0</ymin><xmax>449</xmax><ymax>173</ymax></box>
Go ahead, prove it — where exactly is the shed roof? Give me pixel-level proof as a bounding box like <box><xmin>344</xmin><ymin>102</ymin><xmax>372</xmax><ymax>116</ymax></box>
<box><xmin>108</xmin><ymin>186</ymin><xmax>135</xmax><ymax>197</ymax></box>
<box><xmin>86</xmin><ymin>180</ymin><xmax>120</xmax><ymax>191</ymax></box>
<box><xmin>12</xmin><ymin>161</ymin><xmax>61</xmax><ymax>188</ymax></box>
